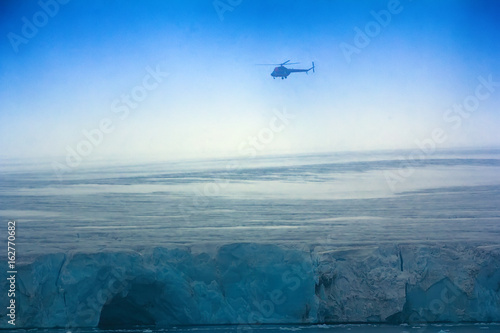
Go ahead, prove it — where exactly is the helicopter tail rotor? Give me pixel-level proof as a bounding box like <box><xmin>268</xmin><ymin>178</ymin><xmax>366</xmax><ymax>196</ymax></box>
<box><xmin>306</xmin><ymin>62</ymin><xmax>315</xmax><ymax>74</ymax></box>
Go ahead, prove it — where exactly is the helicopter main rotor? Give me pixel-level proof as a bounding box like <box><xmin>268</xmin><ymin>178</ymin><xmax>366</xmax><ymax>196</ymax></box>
<box><xmin>256</xmin><ymin>60</ymin><xmax>300</xmax><ymax>66</ymax></box>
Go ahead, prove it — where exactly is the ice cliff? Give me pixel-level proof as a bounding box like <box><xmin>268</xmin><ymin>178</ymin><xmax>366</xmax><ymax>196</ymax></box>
<box><xmin>1</xmin><ymin>243</ymin><xmax>499</xmax><ymax>328</ymax></box>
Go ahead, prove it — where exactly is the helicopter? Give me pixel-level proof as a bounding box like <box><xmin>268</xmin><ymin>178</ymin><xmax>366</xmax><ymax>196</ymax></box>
<box><xmin>258</xmin><ymin>60</ymin><xmax>315</xmax><ymax>79</ymax></box>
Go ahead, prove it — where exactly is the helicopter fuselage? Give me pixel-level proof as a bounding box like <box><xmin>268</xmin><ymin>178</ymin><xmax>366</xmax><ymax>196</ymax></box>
<box><xmin>271</xmin><ymin>66</ymin><xmax>290</xmax><ymax>78</ymax></box>
<box><xmin>270</xmin><ymin>63</ymin><xmax>314</xmax><ymax>79</ymax></box>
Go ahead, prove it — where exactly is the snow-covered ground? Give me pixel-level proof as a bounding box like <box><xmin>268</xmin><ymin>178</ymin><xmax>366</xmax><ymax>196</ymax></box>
<box><xmin>1</xmin><ymin>150</ymin><xmax>500</xmax><ymax>328</ymax></box>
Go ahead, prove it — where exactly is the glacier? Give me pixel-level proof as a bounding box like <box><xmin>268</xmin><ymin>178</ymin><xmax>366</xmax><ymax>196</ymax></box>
<box><xmin>2</xmin><ymin>242</ymin><xmax>500</xmax><ymax>328</ymax></box>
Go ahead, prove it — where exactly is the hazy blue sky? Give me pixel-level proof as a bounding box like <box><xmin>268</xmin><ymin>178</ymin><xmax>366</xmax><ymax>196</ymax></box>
<box><xmin>1</xmin><ymin>0</ymin><xmax>500</xmax><ymax>164</ymax></box>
